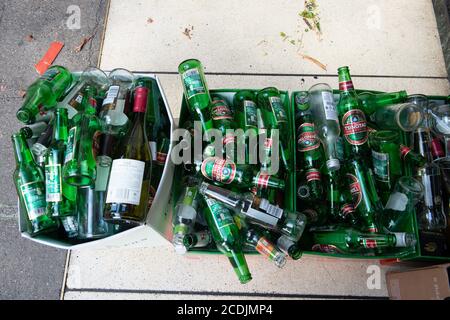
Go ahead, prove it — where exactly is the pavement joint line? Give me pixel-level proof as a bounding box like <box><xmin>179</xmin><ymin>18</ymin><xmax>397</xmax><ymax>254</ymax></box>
<box><xmin>109</xmin><ymin>70</ymin><xmax>449</xmax><ymax>80</ymax></box>
<box><xmin>97</xmin><ymin>0</ymin><xmax>111</xmax><ymax>68</ymax></box>
<box><xmin>60</xmin><ymin>250</ymin><xmax>72</xmax><ymax>300</ymax></box>
<box><xmin>64</xmin><ymin>288</ymin><xmax>389</xmax><ymax>300</ymax></box>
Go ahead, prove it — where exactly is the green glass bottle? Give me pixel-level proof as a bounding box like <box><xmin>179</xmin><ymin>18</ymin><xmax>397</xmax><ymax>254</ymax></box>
<box><xmin>178</xmin><ymin>59</ymin><xmax>213</xmax><ymax>139</ymax></box>
<box><xmin>312</xmin><ymin>226</ymin><xmax>416</xmax><ymax>254</ymax></box>
<box><xmin>337</xmin><ymin>66</ymin><xmax>369</xmax><ymax>158</ymax></box>
<box><xmin>256</xmin><ymin>87</ymin><xmax>291</xmax><ymax>172</ymax></box>
<box><xmin>17</xmin><ymin>66</ymin><xmax>73</xmax><ymax>124</ymax></box>
<box><xmin>30</xmin><ymin>123</ymin><xmax>54</xmax><ymax>168</ymax></box>
<box><xmin>183</xmin><ymin>230</ymin><xmax>213</xmax><ymax>250</ymax></box>
<box><xmin>45</xmin><ymin>108</ymin><xmax>73</xmax><ymax>217</ymax></box>
<box><xmin>296</xmin><ymin>101</ymin><xmax>325</xmax><ymax>200</ymax></box>
<box><xmin>63</xmin><ymin>86</ymin><xmax>101</xmax><ymax>186</ymax></box>
<box><xmin>325</xmin><ymin>169</ymin><xmax>342</xmax><ymax>222</ymax></box>
<box><xmin>358</xmin><ymin>91</ymin><xmax>408</xmax><ymax>116</ymax></box>
<box><xmin>202</xmin><ymin>196</ymin><xmax>252</xmax><ymax>284</ymax></box>
<box><xmin>368</xmin><ymin>130</ymin><xmax>403</xmax><ymax>204</ymax></box>
<box><xmin>276</xmin><ymin>234</ymin><xmax>302</xmax><ymax>260</ymax></box>
<box><xmin>200</xmin><ymin>157</ymin><xmax>285</xmax><ymax>191</ymax></box>
<box><xmin>233</xmin><ymin>90</ymin><xmax>258</xmax><ymax>164</ymax></box>
<box><xmin>210</xmin><ymin>98</ymin><xmax>236</xmax><ymax>158</ymax></box>
<box><xmin>12</xmin><ymin>132</ymin><xmax>58</xmax><ymax>236</ymax></box>
<box><xmin>345</xmin><ymin>159</ymin><xmax>383</xmax><ymax>233</ymax></box>
<box><xmin>245</xmin><ymin>227</ymin><xmax>286</xmax><ymax>268</ymax></box>
<box><xmin>149</xmin><ymin>136</ymin><xmax>170</xmax><ymax>206</ymax></box>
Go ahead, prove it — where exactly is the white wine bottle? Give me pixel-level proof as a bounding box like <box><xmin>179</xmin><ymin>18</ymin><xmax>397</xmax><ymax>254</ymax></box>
<box><xmin>103</xmin><ymin>86</ymin><xmax>153</xmax><ymax>224</ymax></box>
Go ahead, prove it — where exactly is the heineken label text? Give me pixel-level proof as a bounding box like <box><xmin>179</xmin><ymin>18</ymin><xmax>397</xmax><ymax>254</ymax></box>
<box><xmin>342</xmin><ymin>109</ymin><xmax>368</xmax><ymax>145</ymax></box>
<box><xmin>201</xmin><ymin>157</ymin><xmax>236</xmax><ymax>184</ymax></box>
<box><xmin>297</xmin><ymin>123</ymin><xmax>320</xmax><ymax>152</ymax></box>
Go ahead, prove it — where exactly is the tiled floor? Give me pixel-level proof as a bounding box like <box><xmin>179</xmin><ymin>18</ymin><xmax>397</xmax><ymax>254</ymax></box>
<box><xmin>63</xmin><ymin>0</ymin><xmax>449</xmax><ymax>299</ymax></box>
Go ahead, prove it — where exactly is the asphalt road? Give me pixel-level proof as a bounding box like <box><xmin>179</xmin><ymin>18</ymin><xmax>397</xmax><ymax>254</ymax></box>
<box><xmin>0</xmin><ymin>0</ymin><xmax>108</xmax><ymax>299</ymax></box>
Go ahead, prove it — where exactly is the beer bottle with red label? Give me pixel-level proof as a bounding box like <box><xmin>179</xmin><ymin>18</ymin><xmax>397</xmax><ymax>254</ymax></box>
<box><xmin>210</xmin><ymin>98</ymin><xmax>236</xmax><ymax>159</ymax></box>
<box><xmin>337</xmin><ymin>66</ymin><xmax>369</xmax><ymax>158</ymax></box>
<box><xmin>296</xmin><ymin>97</ymin><xmax>324</xmax><ymax>201</ymax></box>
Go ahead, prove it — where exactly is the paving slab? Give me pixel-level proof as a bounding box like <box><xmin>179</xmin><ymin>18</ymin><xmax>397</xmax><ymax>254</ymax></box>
<box><xmin>100</xmin><ymin>0</ymin><xmax>447</xmax><ymax>77</ymax></box>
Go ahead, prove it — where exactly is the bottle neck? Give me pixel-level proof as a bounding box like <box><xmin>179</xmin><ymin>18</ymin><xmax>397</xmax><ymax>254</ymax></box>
<box><xmin>227</xmin><ymin>248</ymin><xmax>252</xmax><ymax>284</ymax></box>
<box><xmin>338</xmin><ymin>68</ymin><xmax>355</xmax><ymax>93</ymax></box>
<box><xmin>53</xmin><ymin>110</ymin><xmax>68</xmax><ymax>141</ymax></box>
<box><xmin>12</xmin><ymin>134</ymin><xmax>34</xmax><ymax>165</ymax></box>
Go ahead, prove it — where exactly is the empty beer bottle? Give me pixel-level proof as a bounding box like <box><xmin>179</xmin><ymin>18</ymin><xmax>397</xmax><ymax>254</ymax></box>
<box><xmin>296</xmin><ymin>100</ymin><xmax>325</xmax><ymax>200</ymax></box>
<box><xmin>312</xmin><ymin>226</ymin><xmax>416</xmax><ymax>254</ymax></box>
<box><xmin>345</xmin><ymin>159</ymin><xmax>383</xmax><ymax>233</ymax></box>
<box><xmin>202</xmin><ymin>196</ymin><xmax>252</xmax><ymax>284</ymax></box>
<box><xmin>210</xmin><ymin>98</ymin><xmax>236</xmax><ymax>158</ymax></box>
<box><xmin>30</xmin><ymin>123</ymin><xmax>54</xmax><ymax>168</ymax></box>
<box><xmin>337</xmin><ymin>66</ymin><xmax>369</xmax><ymax>158</ymax></box>
<box><xmin>178</xmin><ymin>59</ymin><xmax>213</xmax><ymax>139</ymax></box>
<box><xmin>256</xmin><ymin>87</ymin><xmax>291</xmax><ymax>172</ymax></box>
<box><xmin>183</xmin><ymin>230</ymin><xmax>213</xmax><ymax>250</ymax></box>
<box><xmin>357</xmin><ymin>90</ymin><xmax>408</xmax><ymax>116</ymax></box>
<box><xmin>368</xmin><ymin>130</ymin><xmax>402</xmax><ymax>204</ymax></box>
<box><xmin>13</xmin><ymin>132</ymin><xmax>59</xmax><ymax>236</ymax></box>
<box><xmin>245</xmin><ymin>227</ymin><xmax>287</xmax><ymax>268</ymax></box>
<box><xmin>200</xmin><ymin>157</ymin><xmax>285</xmax><ymax>191</ymax></box>
<box><xmin>173</xmin><ymin>180</ymin><xmax>200</xmax><ymax>254</ymax></box>
<box><xmin>45</xmin><ymin>108</ymin><xmax>75</xmax><ymax>219</ymax></box>
<box><xmin>17</xmin><ymin>66</ymin><xmax>73</xmax><ymax>124</ymax></box>
<box><xmin>233</xmin><ymin>90</ymin><xmax>258</xmax><ymax>164</ymax></box>
<box><xmin>63</xmin><ymin>86</ymin><xmax>100</xmax><ymax>187</ymax></box>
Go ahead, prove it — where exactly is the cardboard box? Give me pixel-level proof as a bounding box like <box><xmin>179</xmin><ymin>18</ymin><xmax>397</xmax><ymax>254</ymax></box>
<box><xmin>387</xmin><ymin>263</ymin><xmax>450</xmax><ymax>299</ymax></box>
<box><xmin>18</xmin><ymin>73</ymin><xmax>176</xmax><ymax>249</ymax></box>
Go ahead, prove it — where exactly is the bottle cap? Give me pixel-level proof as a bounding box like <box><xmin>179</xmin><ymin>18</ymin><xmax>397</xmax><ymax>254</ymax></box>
<box><xmin>133</xmin><ymin>87</ymin><xmax>149</xmax><ymax>113</ymax></box>
<box><xmin>326</xmin><ymin>159</ymin><xmax>341</xmax><ymax>171</ymax></box>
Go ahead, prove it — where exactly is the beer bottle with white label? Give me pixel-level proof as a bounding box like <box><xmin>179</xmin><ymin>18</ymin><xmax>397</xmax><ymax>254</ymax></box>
<box><xmin>307</xmin><ymin>84</ymin><xmax>341</xmax><ymax>171</ymax></box>
<box><xmin>103</xmin><ymin>86</ymin><xmax>152</xmax><ymax>224</ymax></box>
<box><xmin>337</xmin><ymin>66</ymin><xmax>369</xmax><ymax>158</ymax></box>
<box><xmin>311</xmin><ymin>226</ymin><xmax>416</xmax><ymax>255</ymax></box>
<box><xmin>12</xmin><ymin>132</ymin><xmax>59</xmax><ymax>236</ymax></box>
<box><xmin>99</xmin><ymin>68</ymin><xmax>134</xmax><ymax>136</ymax></box>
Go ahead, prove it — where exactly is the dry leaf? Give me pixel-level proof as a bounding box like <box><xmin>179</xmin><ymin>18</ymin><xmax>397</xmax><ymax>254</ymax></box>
<box><xmin>74</xmin><ymin>35</ymin><xmax>94</xmax><ymax>53</ymax></box>
<box><xmin>25</xmin><ymin>34</ymin><xmax>34</xmax><ymax>42</ymax></box>
<box><xmin>182</xmin><ymin>27</ymin><xmax>193</xmax><ymax>39</ymax></box>
<box><xmin>18</xmin><ymin>89</ymin><xmax>27</xmax><ymax>98</ymax></box>
<box><xmin>299</xmin><ymin>53</ymin><xmax>327</xmax><ymax>71</ymax></box>
<box><xmin>147</xmin><ymin>17</ymin><xmax>154</xmax><ymax>24</ymax></box>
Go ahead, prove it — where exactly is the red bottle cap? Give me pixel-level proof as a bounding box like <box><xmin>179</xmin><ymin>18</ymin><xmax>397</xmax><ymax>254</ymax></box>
<box><xmin>431</xmin><ymin>137</ymin><xmax>445</xmax><ymax>158</ymax></box>
<box><xmin>133</xmin><ymin>87</ymin><xmax>149</xmax><ymax>113</ymax></box>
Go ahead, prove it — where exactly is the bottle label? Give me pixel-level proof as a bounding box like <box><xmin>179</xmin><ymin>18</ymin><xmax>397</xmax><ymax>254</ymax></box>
<box><xmin>106</xmin><ymin>159</ymin><xmax>146</xmax><ymax>205</ymax></box>
<box><xmin>346</xmin><ymin>173</ymin><xmax>362</xmax><ymax>209</ymax></box>
<box><xmin>206</xmin><ymin>198</ymin><xmax>234</xmax><ymax>229</ymax></box>
<box><xmin>399</xmin><ymin>144</ymin><xmax>411</xmax><ymax>160</ymax></box>
<box><xmin>311</xmin><ymin>244</ymin><xmax>344</xmax><ymax>254</ymax></box>
<box><xmin>371</xmin><ymin>150</ymin><xmax>390</xmax><ymax>182</ymax></box>
<box><xmin>45</xmin><ymin>164</ymin><xmax>62</xmax><ymax>202</ymax></box>
<box><xmin>182</xmin><ymin>68</ymin><xmax>206</xmax><ymax>99</ymax></box>
<box><xmin>20</xmin><ymin>181</ymin><xmax>46</xmax><ymax>220</ymax></box>
<box><xmin>306</xmin><ymin>168</ymin><xmax>321</xmax><ymax>182</ymax></box>
<box><xmin>321</xmin><ymin>92</ymin><xmax>338</xmax><ymax>121</ymax></box>
<box><xmin>342</xmin><ymin>109</ymin><xmax>368</xmax><ymax>145</ymax></box>
<box><xmin>211</xmin><ymin>101</ymin><xmax>233</xmax><ymax>120</ymax></box>
<box><xmin>68</xmin><ymin>91</ymin><xmax>84</xmax><ymax>110</ymax></box>
<box><xmin>156</xmin><ymin>152</ymin><xmax>167</xmax><ymax>165</ymax></box>
<box><xmin>256</xmin><ymin>237</ymin><xmax>276</xmax><ymax>259</ymax></box>
<box><xmin>297</xmin><ymin>123</ymin><xmax>320</xmax><ymax>152</ymax></box>
<box><xmin>362</xmin><ymin>239</ymin><xmax>378</xmax><ymax>249</ymax></box>
<box><xmin>182</xmin><ymin>186</ymin><xmax>198</xmax><ymax>207</ymax></box>
<box><xmin>40</xmin><ymin>68</ymin><xmax>60</xmax><ymax>82</ymax></box>
<box><xmin>340</xmin><ymin>203</ymin><xmax>355</xmax><ymax>217</ymax></box>
<box><xmin>102</xmin><ymin>85</ymin><xmax>120</xmax><ymax>107</ymax></box>
<box><xmin>201</xmin><ymin>157</ymin><xmax>236</xmax><ymax>184</ymax></box>
<box><xmin>244</xmin><ymin>100</ymin><xmax>257</xmax><ymax>128</ymax></box>
<box><xmin>64</xmin><ymin>127</ymin><xmax>77</xmax><ymax>164</ymax></box>
<box><xmin>269</xmin><ymin>96</ymin><xmax>287</xmax><ymax>123</ymax></box>
<box><xmin>255</xmin><ymin>172</ymin><xmax>270</xmax><ymax>189</ymax></box>
<box><xmin>61</xmin><ymin>216</ymin><xmax>78</xmax><ymax>235</ymax></box>
<box><xmin>339</xmin><ymin>80</ymin><xmax>354</xmax><ymax>91</ymax></box>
